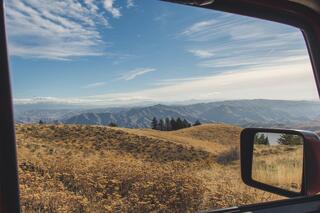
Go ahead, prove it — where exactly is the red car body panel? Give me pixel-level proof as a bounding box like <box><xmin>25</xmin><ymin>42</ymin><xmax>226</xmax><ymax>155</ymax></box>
<box><xmin>304</xmin><ymin>134</ymin><xmax>320</xmax><ymax>195</ymax></box>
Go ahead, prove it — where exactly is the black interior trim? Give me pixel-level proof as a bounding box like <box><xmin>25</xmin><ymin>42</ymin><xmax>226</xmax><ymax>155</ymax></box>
<box><xmin>0</xmin><ymin>0</ymin><xmax>21</xmax><ymax>212</ymax></box>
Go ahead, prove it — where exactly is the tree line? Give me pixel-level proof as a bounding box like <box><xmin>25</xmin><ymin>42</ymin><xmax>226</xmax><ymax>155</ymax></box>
<box><xmin>254</xmin><ymin>133</ymin><xmax>303</xmax><ymax>145</ymax></box>
<box><xmin>254</xmin><ymin>133</ymin><xmax>270</xmax><ymax>145</ymax></box>
<box><xmin>277</xmin><ymin>134</ymin><xmax>303</xmax><ymax>145</ymax></box>
<box><xmin>151</xmin><ymin>117</ymin><xmax>201</xmax><ymax>131</ymax></box>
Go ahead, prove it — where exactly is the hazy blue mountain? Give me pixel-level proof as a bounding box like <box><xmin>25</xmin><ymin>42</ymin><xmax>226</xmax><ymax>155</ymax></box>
<box><xmin>14</xmin><ymin>99</ymin><xmax>320</xmax><ymax>128</ymax></box>
<box><xmin>14</xmin><ymin>109</ymin><xmax>81</xmax><ymax>124</ymax></box>
<box><xmin>62</xmin><ymin>104</ymin><xmax>209</xmax><ymax>128</ymax></box>
<box><xmin>14</xmin><ymin>105</ymin><xmax>126</xmax><ymax>124</ymax></box>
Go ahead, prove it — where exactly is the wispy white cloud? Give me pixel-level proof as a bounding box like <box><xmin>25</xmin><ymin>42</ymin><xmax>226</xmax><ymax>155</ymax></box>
<box><xmin>154</xmin><ymin>13</ymin><xmax>169</xmax><ymax>22</ymax></box>
<box><xmin>152</xmin><ymin>76</ymin><xmax>206</xmax><ymax>86</ymax></box>
<box><xmin>127</xmin><ymin>0</ymin><xmax>134</xmax><ymax>8</ymax></box>
<box><xmin>84</xmin><ymin>0</ymin><xmax>98</xmax><ymax>12</ymax></box>
<box><xmin>198</xmin><ymin>54</ymin><xmax>310</xmax><ymax>69</ymax></box>
<box><xmin>83</xmin><ymin>82</ymin><xmax>107</xmax><ymax>89</ymax></box>
<box><xmin>181</xmin><ymin>20</ymin><xmax>217</xmax><ymax>37</ymax></box>
<box><xmin>5</xmin><ymin>0</ymin><xmax>127</xmax><ymax>60</ymax></box>
<box><xmin>103</xmin><ymin>0</ymin><xmax>121</xmax><ymax>18</ymax></box>
<box><xmin>14</xmin><ymin>56</ymin><xmax>317</xmax><ymax>106</ymax></box>
<box><xmin>188</xmin><ymin>49</ymin><xmax>214</xmax><ymax>58</ymax></box>
<box><xmin>180</xmin><ymin>14</ymin><xmax>308</xmax><ymax>74</ymax></box>
<box><xmin>179</xmin><ymin>14</ymin><xmax>292</xmax><ymax>42</ymax></box>
<box><xmin>120</xmin><ymin>68</ymin><xmax>156</xmax><ymax>81</ymax></box>
<box><xmin>11</xmin><ymin>8</ymin><xmax>317</xmax><ymax>106</ymax></box>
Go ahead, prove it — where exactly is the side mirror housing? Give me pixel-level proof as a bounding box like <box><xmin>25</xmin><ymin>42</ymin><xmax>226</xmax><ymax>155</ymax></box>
<box><xmin>241</xmin><ymin>128</ymin><xmax>320</xmax><ymax>197</ymax></box>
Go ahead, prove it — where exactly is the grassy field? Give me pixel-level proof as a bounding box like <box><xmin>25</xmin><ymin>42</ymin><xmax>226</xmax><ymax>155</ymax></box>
<box><xmin>16</xmin><ymin>124</ymin><xmax>281</xmax><ymax>213</ymax></box>
<box><xmin>252</xmin><ymin>144</ymin><xmax>303</xmax><ymax>192</ymax></box>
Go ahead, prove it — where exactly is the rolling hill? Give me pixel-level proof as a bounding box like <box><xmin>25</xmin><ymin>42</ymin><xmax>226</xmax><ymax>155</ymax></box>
<box><xmin>16</xmin><ymin>123</ymin><xmax>280</xmax><ymax>212</ymax></box>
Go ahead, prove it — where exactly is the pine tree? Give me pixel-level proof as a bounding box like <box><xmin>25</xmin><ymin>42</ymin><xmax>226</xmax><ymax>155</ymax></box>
<box><xmin>151</xmin><ymin>117</ymin><xmax>158</xmax><ymax>130</ymax></box>
<box><xmin>159</xmin><ymin>119</ymin><xmax>165</xmax><ymax>131</ymax></box>
<box><xmin>165</xmin><ymin>117</ymin><xmax>171</xmax><ymax>131</ymax></box>
<box><xmin>265</xmin><ymin>136</ymin><xmax>270</xmax><ymax>145</ymax></box>
<box><xmin>176</xmin><ymin>117</ymin><xmax>183</xmax><ymax>130</ymax></box>
<box><xmin>277</xmin><ymin>134</ymin><xmax>302</xmax><ymax>145</ymax></box>
<box><xmin>170</xmin><ymin>118</ymin><xmax>177</xmax><ymax>130</ymax></box>
<box><xmin>182</xmin><ymin>119</ymin><xmax>191</xmax><ymax>128</ymax></box>
<box><xmin>108</xmin><ymin>122</ymin><xmax>118</xmax><ymax>127</ymax></box>
<box><xmin>254</xmin><ymin>134</ymin><xmax>270</xmax><ymax>145</ymax></box>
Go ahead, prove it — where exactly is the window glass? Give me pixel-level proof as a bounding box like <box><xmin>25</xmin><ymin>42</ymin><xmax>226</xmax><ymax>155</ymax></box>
<box><xmin>6</xmin><ymin>0</ymin><xmax>318</xmax><ymax>212</ymax></box>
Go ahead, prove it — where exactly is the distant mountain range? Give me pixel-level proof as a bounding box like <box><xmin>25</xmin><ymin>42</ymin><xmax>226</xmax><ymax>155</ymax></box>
<box><xmin>14</xmin><ymin>99</ymin><xmax>320</xmax><ymax>129</ymax></box>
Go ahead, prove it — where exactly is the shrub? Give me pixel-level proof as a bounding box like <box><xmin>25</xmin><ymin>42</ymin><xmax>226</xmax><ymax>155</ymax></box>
<box><xmin>108</xmin><ymin>122</ymin><xmax>118</xmax><ymax>127</ymax></box>
<box><xmin>216</xmin><ymin>146</ymin><xmax>239</xmax><ymax>165</ymax></box>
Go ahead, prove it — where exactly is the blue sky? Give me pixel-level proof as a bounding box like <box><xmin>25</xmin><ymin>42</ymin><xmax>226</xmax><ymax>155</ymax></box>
<box><xmin>5</xmin><ymin>0</ymin><xmax>319</xmax><ymax>107</ymax></box>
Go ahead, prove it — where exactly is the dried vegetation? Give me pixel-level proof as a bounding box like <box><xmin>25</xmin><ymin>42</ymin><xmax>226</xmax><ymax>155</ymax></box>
<box><xmin>16</xmin><ymin>124</ymin><xmax>281</xmax><ymax>213</ymax></box>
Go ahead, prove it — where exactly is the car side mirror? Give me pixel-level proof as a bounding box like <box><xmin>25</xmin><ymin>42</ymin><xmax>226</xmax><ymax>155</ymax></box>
<box><xmin>241</xmin><ymin>128</ymin><xmax>320</xmax><ymax>197</ymax></box>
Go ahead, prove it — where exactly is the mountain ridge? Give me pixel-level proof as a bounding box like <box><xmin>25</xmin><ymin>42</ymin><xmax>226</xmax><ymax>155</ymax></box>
<box><xmin>14</xmin><ymin>99</ymin><xmax>320</xmax><ymax>129</ymax></box>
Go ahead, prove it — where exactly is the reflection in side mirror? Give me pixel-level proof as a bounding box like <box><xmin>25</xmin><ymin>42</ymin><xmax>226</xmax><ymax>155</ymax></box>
<box><xmin>241</xmin><ymin>128</ymin><xmax>320</xmax><ymax>197</ymax></box>
<box><xmin>252</xmin><ymin>132</ymin><xmax>303</xmax><ymax>193</ymax></box>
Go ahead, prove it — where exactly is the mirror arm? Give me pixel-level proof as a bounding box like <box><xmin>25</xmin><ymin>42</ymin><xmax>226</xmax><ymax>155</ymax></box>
<box><xmin>304</xmin><ymin>133</ymin><xmax>320</xmax><ymax>195</ymax></box>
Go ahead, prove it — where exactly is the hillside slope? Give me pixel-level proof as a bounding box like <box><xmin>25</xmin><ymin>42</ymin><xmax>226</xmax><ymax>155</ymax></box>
<box><xmin>123</xmin><ymin>124</ymin><xmax>242</xmax><ymax>154</ymax></box>
<box><xmin>16</xmin><ymin>124</ymin><xmax>279</xmax><ymax>212</ymax></box>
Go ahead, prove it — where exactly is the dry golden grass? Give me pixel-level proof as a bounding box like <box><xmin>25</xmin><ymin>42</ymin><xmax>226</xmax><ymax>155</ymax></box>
<box><xmin>252</xmin><ymin>145</ymin><xmax>303</xmax><ymax>192</ymax></box>
<box><xmin>122</xmin><ymin>124</ymin><xmax>241</xmax><ymax>155</ymax></box>
<box><xmin>16</xmin><ymin>124</ymin><xmax>281</xmax><ymax>213</ymax></box>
